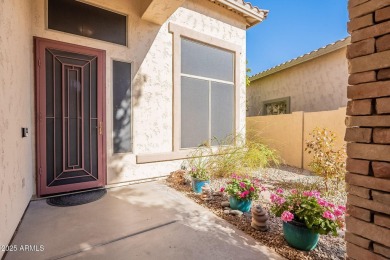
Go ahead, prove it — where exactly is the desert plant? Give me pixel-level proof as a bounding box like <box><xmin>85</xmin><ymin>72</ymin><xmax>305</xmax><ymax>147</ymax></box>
<box><xmin>208</xmin><ymin>134</ymin><xmax>280</xmax><ymax>178</ymax></box>
<box><xmin>185</xmin><ymin>146</ymin><xmax>212</xmax><ymax>181</ymax></box>
<box><xmin>305</xmin><ymin>128</ymin><xmax>346</xmax><ymax>191</ymax></box>
<box><xmin>244</xmin><ymin>140</ymin><xmax>280</xmax><ymax>169</ymax></box>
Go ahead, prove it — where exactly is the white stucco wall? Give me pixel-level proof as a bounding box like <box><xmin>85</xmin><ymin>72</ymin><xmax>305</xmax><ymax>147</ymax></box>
<box><xmin>30</xmin><ymin>0</ymin><xmax>247</xmax><ymax>185</ymax></box>
<box><xmin>247</xmin><ymin>48</ymin><xmax>349</xmax><ymax>116</ymax></box>
<box><xmin>0</xmin><ymin>0</ymin><xmax>34</xmax><ymax>254</ymax></box>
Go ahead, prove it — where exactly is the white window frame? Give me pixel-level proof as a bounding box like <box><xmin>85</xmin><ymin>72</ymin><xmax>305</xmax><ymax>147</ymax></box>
<box><xmin>169</xmin><ymin>23</ymin><xmax>241</xmax><ymax>151</ymax></box>
<box><xmin>136</xmin><ymin>23</ymin><xmax>242</xmax><ymax>163</ymax></box>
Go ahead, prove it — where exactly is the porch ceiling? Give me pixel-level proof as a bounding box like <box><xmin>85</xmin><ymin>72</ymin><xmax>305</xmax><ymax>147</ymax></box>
<box><xmin>141</xmin><ymin>0</ymin><xmax>186</xmax><ymax>25</ymax></box>
<box><xmin>141</xmin><ymin>0</ymin><xmax>268</xmax><ymax>28</ymax></box>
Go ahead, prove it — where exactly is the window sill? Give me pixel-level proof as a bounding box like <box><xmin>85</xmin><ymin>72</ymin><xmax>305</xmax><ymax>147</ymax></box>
<box><xmin>136</xmin><ymin>150</ymin><xmax>192</xmax><ymax>164</ymax></box>
<box><xmin>136</xmin><ymin>145</ymin><xmax>234</xmax><ymax>164</ymax></box>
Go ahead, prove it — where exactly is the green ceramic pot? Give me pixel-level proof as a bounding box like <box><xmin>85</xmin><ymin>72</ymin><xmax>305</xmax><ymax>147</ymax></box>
<box><xmin>229</xmin><ymin>196</ymin><xmax>252</xmax><ymax>212</ymax></box>
<box><xmin>283</xmin><ymin>220</ymin><xmax>319</xmax><ymax>251</ymax></box>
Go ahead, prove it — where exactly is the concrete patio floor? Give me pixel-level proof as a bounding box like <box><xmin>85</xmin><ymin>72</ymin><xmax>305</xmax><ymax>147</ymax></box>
<box><xmin>4</xmin><ymin>181</ymin><xmax>283</xmax><ymax>260</ymax></box>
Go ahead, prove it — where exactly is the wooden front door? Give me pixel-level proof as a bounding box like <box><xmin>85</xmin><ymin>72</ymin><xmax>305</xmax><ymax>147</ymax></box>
<box><xmin>35</xmin><ymin>37</ymin><xmax>106</xmax><ymax>196</ymax></box>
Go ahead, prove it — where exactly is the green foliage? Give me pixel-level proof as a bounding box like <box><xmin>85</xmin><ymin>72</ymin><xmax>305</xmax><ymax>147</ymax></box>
<box><xmin>208</xmin><ymin>134</ymin><xmax>280</xmax><ymax>178</ymax></box>
<box><xmin>183</xmin><ymin>134</ymin><xmax>280</xmax><ymax>180</ymax></box>
<box><xmin>186</xmin><ymin>146</ymin><xmax>212</xmax><ymax>181</ymax></box>
<box><xmin>246</xmin><ymin>61</ymin><xmax>251</xmax><ymax>87</ymax></box>
<box><xmin>305</xmin><ymin>128</ymin><xmax>346</xmax><ymax>191</ymax></box>
<box><xmin>224</xmin><ymin>175</ymin><xmax>263</xmax><ymax>201</ymax></box>
<box><xmin>270</xmin><ymin>189</ymin><xmax>345</xmax><ymax>236</ymax></box>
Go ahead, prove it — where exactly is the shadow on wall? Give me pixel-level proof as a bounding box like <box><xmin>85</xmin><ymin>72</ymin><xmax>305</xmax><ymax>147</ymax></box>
<box><xmin>109</xmin><ymin>18</ymin><xmax>169</xmax><ymax>179</ymax></box>
<box><xmin>113</xmin><ymin>69</ymin><xmax>149</xmax><ymax>154</ymax></box>
<box><xmin>111</xmin><ymin>2</ymin><xmax>162</xmax><ymax>157</ymax></box>
<box><xmin>110</xmin><ymin>70</ymin><xmax>148</xmax><ymax>177</ymax></box>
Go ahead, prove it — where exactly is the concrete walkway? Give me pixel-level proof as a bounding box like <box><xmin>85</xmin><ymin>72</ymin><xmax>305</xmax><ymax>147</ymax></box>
<box><xmin>5</xmin><ymin>182</ymin><xmax>283</xmax><ymax>260</ymax></box>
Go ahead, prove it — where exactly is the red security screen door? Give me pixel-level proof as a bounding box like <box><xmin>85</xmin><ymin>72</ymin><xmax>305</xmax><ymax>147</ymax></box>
<box><xmin>35</xmin><ymin>38</ymin><xmax>106</xmax><ymax>196</ymax></box>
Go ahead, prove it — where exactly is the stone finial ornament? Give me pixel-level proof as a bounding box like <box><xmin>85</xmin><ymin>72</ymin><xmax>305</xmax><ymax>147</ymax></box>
<box><xmin>251</xmin><ymin>205</ymin><xmax>269</xmax><ymax>231</ymax></box>
<box><xmin>201</xmin><ymin>183</ymin><xmax>213</xmax><ymax>201</ymax></box>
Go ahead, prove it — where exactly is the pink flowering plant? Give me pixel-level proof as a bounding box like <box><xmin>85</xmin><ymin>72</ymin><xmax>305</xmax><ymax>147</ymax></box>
<box><xmin>270</xmin><ymin>188</ymin><xmax>346</xmax><ymax>236</ymax></box>
<box><xmin>224</xmin><ymin>174</ymin><xmax>264</xmax><ymax>201</ymax></box>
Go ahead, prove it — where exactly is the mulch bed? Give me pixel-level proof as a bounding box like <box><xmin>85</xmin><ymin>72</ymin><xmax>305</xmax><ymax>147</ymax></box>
<box><xmin>166</xmin><ymin>170</ymin><xmax>346</xmax><ymax>260</ymax></box>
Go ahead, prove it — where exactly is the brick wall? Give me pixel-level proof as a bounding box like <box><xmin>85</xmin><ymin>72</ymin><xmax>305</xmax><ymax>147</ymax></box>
<box><xmin>345</xmin><ymin>0</ymin><xmax>390</xmax><ymax>259</ymax></box>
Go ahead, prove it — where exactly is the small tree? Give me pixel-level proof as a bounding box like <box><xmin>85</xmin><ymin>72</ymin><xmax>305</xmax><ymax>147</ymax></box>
<box><xmin>246</xmin><ymin>61</ymin><xmax>251</xmax><ymax>112</ymax></box>
<box><xmin>246</xmin><ymin>61</ymin><xmax>251</xmax><ymax>87</ymax></box>
<box><xmin>305</xmin><ymin>128</ymin><xmax>346</xmax><ymax>192</ymax></box>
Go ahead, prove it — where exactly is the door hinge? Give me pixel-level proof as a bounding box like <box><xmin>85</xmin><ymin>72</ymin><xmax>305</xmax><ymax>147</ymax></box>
<box><xmin>39</xmin><ymin>167</ymin><xmax>42</xmax><ymax>175</ymax></box>
<box><xmin>38</xmin><ymin>59</ymin><xmax>41</xmax><ymax>67</ymax></box>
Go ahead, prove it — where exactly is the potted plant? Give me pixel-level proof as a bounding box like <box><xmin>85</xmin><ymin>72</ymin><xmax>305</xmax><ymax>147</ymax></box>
<box><xmin>185</xmin><ymin>145</ymin><xmax>212</xmax><ymax>193</ymax></box>
<box><xmin>223</xmin><ymin>174</ymin><xmax>263</xmax><ymax>212</ymax></box>
<box><xmin>270</xmin><ymin>188</ymin><xmax>346</xmax><ymax>251</ymax></box>
<box><xmin>188</xmin><ymin>166</ymin><xmax>210</xmax><ymax>193</ymax></box>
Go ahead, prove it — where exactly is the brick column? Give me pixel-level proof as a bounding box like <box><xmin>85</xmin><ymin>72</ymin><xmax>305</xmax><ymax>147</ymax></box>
<box><xmin>345</xmin><ymin>0</ymin><xmax>390</xmax><ymax>259</ymax></box>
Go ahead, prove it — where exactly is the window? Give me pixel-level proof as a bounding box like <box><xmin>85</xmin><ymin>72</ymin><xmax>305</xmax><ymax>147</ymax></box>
<box><xmin>113</xmin><ymin>60</ymin><xmax>132</xmax><ymax>153</ymax></box>
<box><xmin>48</xmin><ymin>0</ymin><xmax>127</xmax><ymax>46</ymax></box>
<box><xmin>263</xmin><ymin>97</ymin><xmax>291</xmax><ymax>115</ymax></box>
<box><xmin>181</xmin><ymin>38</ymin><xmax>234</xmax><ymax>148</ymax></box>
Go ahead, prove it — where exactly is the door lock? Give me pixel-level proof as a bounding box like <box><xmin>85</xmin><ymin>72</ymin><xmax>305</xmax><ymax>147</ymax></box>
<box><xmin>99</xmin><ymin>121</ymin><xmax>103</xmax><ymax>135</ymax></box>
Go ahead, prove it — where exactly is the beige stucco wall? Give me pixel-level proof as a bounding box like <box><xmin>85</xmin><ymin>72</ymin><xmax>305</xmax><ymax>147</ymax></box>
<box><xmin>247</xmin><ymin>112</ymin><xmax>304</xmax><ymax>168</ymax></box>
<box><xmin>247</xmin><ymin>48</ymin><xmax>349</xmax><ymax>116</ymax></box>
<box><xmin>0</xmin><ymin>0</ymin><xmax>34</xmax><ymax>255</ymax></box>
<box><xmin>30</xmin><ymin>0</ymin><xmax>247</xmax><ymax>185</ymax></box>
<box><xmin>247</xmin><ymin>107</ymin><xmax>346</xmax><ymax>170</ymax></box>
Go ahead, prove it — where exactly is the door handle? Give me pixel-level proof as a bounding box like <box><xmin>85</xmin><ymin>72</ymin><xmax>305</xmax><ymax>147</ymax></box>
<box><xmin>99</xmin><ymin>121</ymin><xmax>103</xmax><ymax>135</ymax></box>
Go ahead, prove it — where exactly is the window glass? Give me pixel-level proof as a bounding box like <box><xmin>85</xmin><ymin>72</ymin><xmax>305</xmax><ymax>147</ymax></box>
<box><xmin>181</xmin><ymin>38</ymin><xmax>234</xmax><ymax>82</ymax></box>
<box><xmin>113</xmin><ymin>61</ymin><xmax>132</xmax><ymax>153</ymax></box>
<box><xmin>211</xmin><ymin>82</ymin><xmax>234</xmax><ymax>145</ymax></box>
<box><xmin>48</xmin><ymin>0</ymin><xmax>127</xmax><ymax>46</ymax></box>
<box><xmin>263</xmin><ymin>97</ymin><xmax>290</xmax><ymax>115</ymax></box>
<box><xmin>181</xmin><ymin>77</ymin><xmax>210</xmax><ymax>148</ymax></box>
<box><xmin>180</xmin><ymin>38</ymin><xmax>235</xmax><ymax>148</ymax></box>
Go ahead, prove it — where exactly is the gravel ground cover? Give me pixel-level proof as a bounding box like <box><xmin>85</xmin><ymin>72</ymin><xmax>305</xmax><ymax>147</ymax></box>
<box><xmin>166</xmin><ymin>165</ymin><xmax>346</xmax><ymax>260</ymax></box>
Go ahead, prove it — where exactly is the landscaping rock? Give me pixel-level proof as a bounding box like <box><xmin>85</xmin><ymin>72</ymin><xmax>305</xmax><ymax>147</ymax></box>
<box><xmin>230</xmin><ymin>210</ymin><xmax>243</xmax><ymax>216</ymax></box>
<box><xmin>243</xmin><ymin>212</ymin><xmax>252</xmax><ymax>219</ymax></box>
<box><xmin>201</xmin><ymin>183</ymin><xmax>213</xmax><ymax>201</ymax></box>
<box><xmin>166</xmin><ymin>165</ymin><xmax>347</xmax><ymax>260</ymax></box>
<box><xmin>221</xmin><ymin>201</ymin><xmax>230</xmax><ymax>207</ymax></box>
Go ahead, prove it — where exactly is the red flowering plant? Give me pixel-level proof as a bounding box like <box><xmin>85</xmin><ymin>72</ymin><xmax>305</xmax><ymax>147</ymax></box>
<box><xmin>270</xmin><ymin>188</ymin><xmax>346</xmax><ymax>236</ymax></box>
<box><xmin>223</xmin><ymin>174</ymin><xmax>265</xmax><ymax>201</ymax></box>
